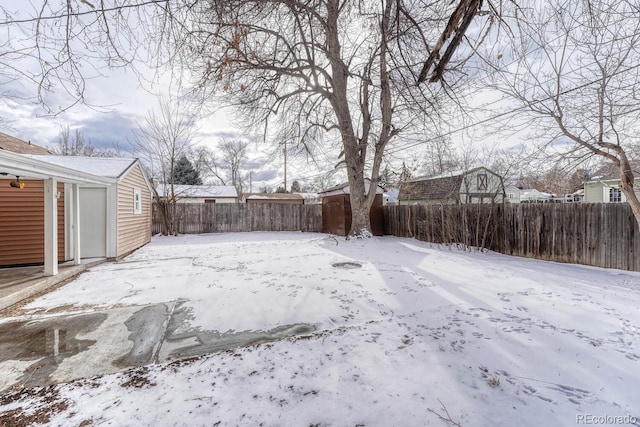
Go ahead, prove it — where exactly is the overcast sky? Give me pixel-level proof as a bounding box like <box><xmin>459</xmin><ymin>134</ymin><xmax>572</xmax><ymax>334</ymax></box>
<box><xmin>0</xmin><ymin>50</ymin><xmax>319</xmax><ymax>190</ymax></box>
<box><xmin>0</xmin><ymin>0</ymin><xmax>535</xmax><ymax>191</ymax></box>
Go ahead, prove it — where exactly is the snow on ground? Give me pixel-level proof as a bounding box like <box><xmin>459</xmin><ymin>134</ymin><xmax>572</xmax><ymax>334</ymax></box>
<box><xmin>2</xmin><ymin>232</ymin><xmax>640</xmax><ymax>426</ymax></box>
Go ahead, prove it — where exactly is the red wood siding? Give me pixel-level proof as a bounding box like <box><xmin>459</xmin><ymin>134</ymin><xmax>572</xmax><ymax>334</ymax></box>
<box><xmin>0</xmin><ymin>179</ymin><xmax>65</xmax><ymax>266</ymax></box>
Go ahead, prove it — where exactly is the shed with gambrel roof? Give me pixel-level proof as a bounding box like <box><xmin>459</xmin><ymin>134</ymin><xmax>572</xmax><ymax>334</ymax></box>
<box><xmin>398</xmin><ymin>167</ymin><xmax>505</xmax><ymax>205</ymax></box>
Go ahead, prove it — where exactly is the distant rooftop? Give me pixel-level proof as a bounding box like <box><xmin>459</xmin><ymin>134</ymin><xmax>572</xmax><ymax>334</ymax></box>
<box><xmin>0</xmin><ymin>132</ymin><xmax>53</xmax><ymax>155</ymax></box>
<box><xmin>244</xmin><ymin>192</ymin><xmax>303</xmax><ymax>200</ymax></box>
<box><xmin>398</xmin><ymin>175</ymin><xmax>463</xmax><ymax>201</ymax></box>
<box><xmin>157</xmin><ymin>185</ymin><xmax>238</xmax><ymax>198</ymax></box>
<box><xmin>589</xmin><ymin>161</ymin><xmax>640</xmax><ymax>181</ymax></box>
<box><xmin>408</xmin><ymin>166</ymin><xmax>488</xmax><ymax>181</ymax></box>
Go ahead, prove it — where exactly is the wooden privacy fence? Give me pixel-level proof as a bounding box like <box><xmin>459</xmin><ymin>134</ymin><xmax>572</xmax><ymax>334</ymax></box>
<box><xmin>153</xmin><ymin>203</ymin><xmax>323</xmax><ymax>234</ymax></box>
<box><xmin>384</xmin><ymin>203</ymin><xmax>640</xmax><ymax>272</ymax></box>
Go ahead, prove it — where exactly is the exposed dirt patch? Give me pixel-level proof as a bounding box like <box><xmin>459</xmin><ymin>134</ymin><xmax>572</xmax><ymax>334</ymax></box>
<box><xmin>0</xmin><ymin>385</ymin><xmax>69</xmax><ymax>427</ymax></box>
<box><xmin>120</xmin><ymin>367</ymin><xmax>156</xmax><ymax>389</ymax></box>
<box><xmin>331</xmin><ymin>262</ymin><xmax>362</xmax><ymax>269</ymax></box>
<box><xmin>161</xmin><ymin>354</ymin><xmax>202</xmax><ymax>371</ymax></box>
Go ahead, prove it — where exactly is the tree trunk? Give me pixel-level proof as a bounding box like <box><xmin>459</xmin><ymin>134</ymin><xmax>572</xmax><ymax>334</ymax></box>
<box><xmin>349</xmin><ymin>189</ymin><xmax>372</xmax><ymax>237</ymax></box>
<box><xmin>619</xmin><ymin>157</ymin><xmax>640</xmax><ymax>230</ymax></box>
<box><xmin>623</xmin><ymin>186</ymin><xmax>640</xmax><ymax>230</ymax></box>
<box><xmin>160</xmin><ymin>202</ymin><xmax>170</xmax><ymax>236</ymax></box>
<box><xmin>325</xmin><ymin>0</ymin><xmax>372</xmax><ymax>237</ymax></box>
<box><xmin>151</xmin><ymin>187</ymin><xmax>170</xmax><ymax>236</ymax></box>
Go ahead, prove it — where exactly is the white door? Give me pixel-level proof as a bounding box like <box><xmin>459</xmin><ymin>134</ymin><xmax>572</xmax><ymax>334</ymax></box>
<box><xmin>80</xmin><ymin>188</ymin><xmax>107</xmax><ymax>258</ymax></box>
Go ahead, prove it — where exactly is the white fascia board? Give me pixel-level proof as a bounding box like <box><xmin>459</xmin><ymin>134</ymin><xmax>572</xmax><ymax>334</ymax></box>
<box><xmin>106</xmin><ymin>184</ymin><xmax>119</xmax><ymax>258</ymax></box>
<box><xmin>0</xmin><ymin>150</ymin><xmax>114</xmax><ymax>185</ymax></box>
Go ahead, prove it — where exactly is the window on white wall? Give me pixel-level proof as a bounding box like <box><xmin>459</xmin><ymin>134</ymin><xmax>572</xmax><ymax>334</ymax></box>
<box><xmin>134</xmin><ymin>188</ymin><xmax>142</xmax><ymax>214</ymax></box>
<box><xmin>609</xmin><ymin>188</ymin><xmax>622</xmax><ymax>203</ymax></box>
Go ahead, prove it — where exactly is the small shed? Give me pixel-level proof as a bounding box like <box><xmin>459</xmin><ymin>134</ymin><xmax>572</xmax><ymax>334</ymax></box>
<box><xmin>398</xmin><ymin>166</ymin><xmax>505</xmax><ymax>205</ymax></box>
<box><xmin>319</xmin><ymin>180</ymin><xmax>384</xmax><ymax>236</ymax></box>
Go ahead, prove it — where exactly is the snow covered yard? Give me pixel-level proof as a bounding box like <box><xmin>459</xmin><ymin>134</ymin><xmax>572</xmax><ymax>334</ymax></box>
<box><xmin>1</xmin><ymin>232</ymin><xmax>640</xmax><ymax>426</ymax></box>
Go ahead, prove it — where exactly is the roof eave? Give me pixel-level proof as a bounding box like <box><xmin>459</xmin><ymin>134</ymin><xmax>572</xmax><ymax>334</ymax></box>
<box><xmin>0</xmin><ymin>151</ymin><xmax>114</xmax><ymax>185</ymax></box>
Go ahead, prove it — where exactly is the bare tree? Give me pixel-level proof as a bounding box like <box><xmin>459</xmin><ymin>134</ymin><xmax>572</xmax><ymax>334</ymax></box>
<box><xmin>54</xmin><ymin>123</ymin><xmax>99</xmax><ymax>156</ymax></box>
<box><xmin>157</xmin><ymin>0</ymin><xmax>495</xmax><ymax>236</ymax></box>
<box><xmin>485</xmin><ymin>0</ymin><xmax>640</xmax><ymax>227</ymax></box>
<box><xmin>0</xmin><ymin>0</ymin><xmax>154</xmax><ymax>114</ymax></box>
<box><xmin>219</xmin><ymin>140</ymin><xmax>249</xmax><ymax>196</ymax></box>
<box><xmin>133</xmin><ymin>96</ymin><xmax>196</xmax><ymax>235</ymax></box>
<box><xmin>418</xmin><ymin>136</ymin><xmax>460</xmax><ymax>178</ymax></box>
<box><xmin>3</xmin><ymin>0</ymin><xmax>494</xmax><ymax>235</ymax></box>
<box><xmin>190</xmin><ymin>140</ymin><xmax>249</xmax><ymax>195</ymax></box>
<box><xmin>191</xmin><ymin>146</ymin><xmax>227</xmax><ymax>185</ymax></box>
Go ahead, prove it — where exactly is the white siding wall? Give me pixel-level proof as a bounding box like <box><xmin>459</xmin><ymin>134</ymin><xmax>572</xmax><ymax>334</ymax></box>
<box><xmin>117</xmin><ymin>164</ymin><xmax>152</xmax><ymax>257</ymax></box>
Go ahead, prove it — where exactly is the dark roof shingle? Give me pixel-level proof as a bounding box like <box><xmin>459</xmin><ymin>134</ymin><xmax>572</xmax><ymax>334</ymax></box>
<box><xmin>591</xmin><ymin>160</ymin><xmax>640</xmax><ymax>180</ymax></box>
<box><xmin>0</xmin><ymin>131</ymin><xmax>53</xmax><ymax>154</ymax></box>
<box><xmin>398</xmin><ymin>175</ymin><xmax>463</xmax><ymax>201</ymax></box>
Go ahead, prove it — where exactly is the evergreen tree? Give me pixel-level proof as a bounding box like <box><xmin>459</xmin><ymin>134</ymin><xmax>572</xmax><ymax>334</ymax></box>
<box><xmin>173</xmin><ymin>155</ymin><xmax>202</xmax><ymax>185</ymax></box>
<box><xmin>378</xmin><ymin>166</ymin><xmax>392</xmax><ymax>188</ymax></box>
<box><xmin>398</xmin><ymin>161</ymin><xmax>412</xmax><ymax>183</ymax></box>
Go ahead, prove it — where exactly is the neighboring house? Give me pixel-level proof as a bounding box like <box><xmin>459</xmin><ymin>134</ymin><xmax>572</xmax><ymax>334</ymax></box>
<box><xmin>156</xmin><ymin>184</ymin><xmax>238</xmax><ymax>204</ymax></box>
<box><xmin>512</xmin><ymin>187</ymin><xmax>583</xmax><ymax>204</ymax></box>
<box><xmin>520</xmin><ymin>188</ymin><xmax>553</xmax><ymax>203</ymax></box>
<box><xmin>583</xmin><ymin>161</ymin><xmax>640</xmax><ymax>203</ymax></box>
<box><xmin>319</xmin><ymin>180</ymin><xmax>384</xmax><ymax>236</ymax></box>
<box><xmin>549</xmin><ymin>190</ymin><xmax>584</xmax><ymax>203</ymax></box>
<box><xmin>570</xmin><ymin>189</ymin><xmax>584</xmax><ymax>203</ymax></box>
<box><xmin>398</xmin><ymin>167</ymin><xmax>505</xmax><ymax>205</ymax></box>
<box><xmin>504</xmin><ymin>184</ymin><xmax>522</xmax><ymax>204</ymax></box>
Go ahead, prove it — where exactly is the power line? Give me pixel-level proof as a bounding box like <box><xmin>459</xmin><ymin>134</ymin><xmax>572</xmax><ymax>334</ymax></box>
<box><xmin>385</xmin><ymin>61</ymin><xmax>640</xmax><ymax>156</ymax></box>
<box><xmin>0</xmin><ymin>1</ymin><xmax>168</xmax><ymax>25</ymax></box>
<box><xmin>282</xmin><ymin>59</ymin><xmax>640</xmax><ymax>182</ymax></box>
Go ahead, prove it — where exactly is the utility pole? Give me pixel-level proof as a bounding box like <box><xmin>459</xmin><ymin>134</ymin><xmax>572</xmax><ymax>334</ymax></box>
<box><xmin>249</xmin><ymin>171</ymin><xmax>253</xmax><ymax>193</ymax></box>
<box><xmin>283</xmin><ymin>140</ymin><xmax>287</xmax><ymax>192</ymax></box>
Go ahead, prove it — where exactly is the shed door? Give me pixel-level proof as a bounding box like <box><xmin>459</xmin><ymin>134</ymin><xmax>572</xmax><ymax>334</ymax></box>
<box><xmin>80</xmin><ymin>188</ymin><xmax>107</xmax><ymax>258</ymax></box>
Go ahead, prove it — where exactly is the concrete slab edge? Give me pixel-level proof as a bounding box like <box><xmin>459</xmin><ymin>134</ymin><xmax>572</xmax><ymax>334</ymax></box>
<box><xmin>0</xmin><ymin>260</ymin><xmax>106</xmax><ymax>311</ymax></box>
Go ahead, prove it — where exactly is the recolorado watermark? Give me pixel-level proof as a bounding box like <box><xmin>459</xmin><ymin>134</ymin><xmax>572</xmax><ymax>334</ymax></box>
<box><xmin>576</xmin><ymin>414</ymin><xmax>638</xmax><ymax>425</ymax></box>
